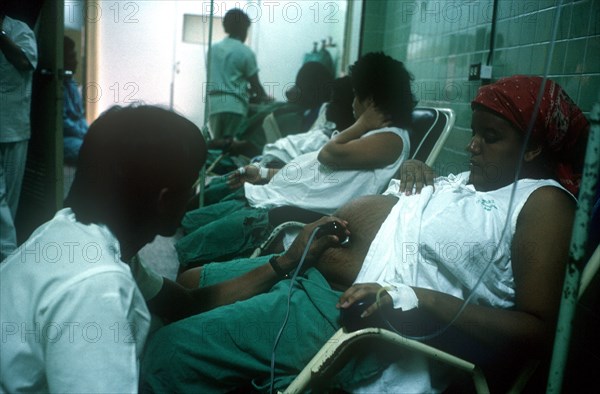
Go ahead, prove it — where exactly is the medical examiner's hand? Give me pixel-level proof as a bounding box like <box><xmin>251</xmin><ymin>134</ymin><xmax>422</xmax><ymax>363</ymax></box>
<box><xmin>277</xmin><ymin>216</ymin><xmax>350</xmax><ymax>272</ymax></box>
<box><xmin>397</xmin><ymin>159</ymin><xmax>435</xmax><ymax>195</ymax></box>
<box><xmin>354</xmin><ymin>104</ymin><xmax>392</xmax><ymax>135</ymax></box>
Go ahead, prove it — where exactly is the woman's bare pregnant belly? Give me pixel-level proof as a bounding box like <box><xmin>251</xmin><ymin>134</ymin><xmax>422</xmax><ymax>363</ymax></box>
<box><xmin>314</xmin><ymin>194</ymin><xmax>399</xmax><ymax>290</ymax></box>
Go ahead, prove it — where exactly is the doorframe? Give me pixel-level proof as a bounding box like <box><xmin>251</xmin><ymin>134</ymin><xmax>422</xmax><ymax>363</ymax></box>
<box><xmin>16</xmin><ymin>0</ymin><xmax>64</xmax><ymax>243</ymax></box>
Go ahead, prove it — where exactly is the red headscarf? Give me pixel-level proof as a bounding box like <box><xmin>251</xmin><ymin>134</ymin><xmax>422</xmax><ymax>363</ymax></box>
<box><xmin>472</xmin><ymin>75</ymin><xmax>589</xmax><ymax>195</ymax></box>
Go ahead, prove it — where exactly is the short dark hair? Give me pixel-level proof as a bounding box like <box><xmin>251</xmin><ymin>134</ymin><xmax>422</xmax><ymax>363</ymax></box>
<box><xmin>65</xmin><ymin>105</ymin><xmax>206</xmax><ymax>225</ymax></box>
<box><xmin>223</xmin><ymin>9</ymin><xmax>251</xmax><ymax>36</ymax></box>
<box><xmin>326</xmin><ymin>76</ymin><xmax>354</xmax><ymax>131</ymax></box>
<box><xmin>349</xmin><ymin>52</ymin><xmax>416</xmax><ymax>129</ymax></box>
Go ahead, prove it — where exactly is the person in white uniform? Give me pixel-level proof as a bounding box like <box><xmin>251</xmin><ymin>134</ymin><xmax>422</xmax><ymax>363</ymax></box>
<box><xmin>0</xmin><ymin>8</ymin><xmax>37</xmax><ymax>261</ymax></box>
<box><xmin>0</xmin><ymin>106</ymin><xmax>206</xmax><ymax>392</ymax></box>
<box><xmin>141</xmin><ymin>76</ymin><xmax>589</xmax><ymax>393</ymax></box>
<box><xmin>1</xmin><ymin>104</ymin><xmax>349</xmax><ymax>392</ymax></box>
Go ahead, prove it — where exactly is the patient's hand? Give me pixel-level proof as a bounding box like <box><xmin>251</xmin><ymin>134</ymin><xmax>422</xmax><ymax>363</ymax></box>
<box><xmin>337</xmin><ymin>283</ymin><xmax>393</xmax><ymax>318</ymax></box>
<box><xmin>355</xmin><ymin>104</ymin><xmax>391</xmax><ymax>133</ymax></box>
<box><xmin>397</xmin><ymin>159</ymin><xmax>435</xmax><ymax>195</ymax></box>
<box><xmin>278</xmin><ymin>216</ymin><xmax>350</xmax><ymax>272</ymax></box>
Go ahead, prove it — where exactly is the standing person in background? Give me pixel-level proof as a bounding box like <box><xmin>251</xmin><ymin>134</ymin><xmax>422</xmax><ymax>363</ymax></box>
<box><xmin>206</xmin><ymin>8</ymin><xmax>270</xmax><ymax>140</ymax></box>
<box><xmin>0</xmin><ymin>5</ymin><xmax>37</xmax><ymax>261</ymax></box>
<box><xmin>62</xmin><ymin>36</ymin><xmax>88</xmax><ymax>165</ymax></box>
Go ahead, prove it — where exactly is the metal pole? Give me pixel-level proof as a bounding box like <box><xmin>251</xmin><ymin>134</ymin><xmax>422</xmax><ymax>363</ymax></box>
<box><xmin>547</xmin><ymin>100</ymin><xmax>600</xmax><ymax>392</ymax></box>
<box><xmin>197</xmin><ymin>0</ymin><xmax>215</xmax><ymax>208</ymax></box>
<box><xmin>204</xmin><ymin>0</ymin><xmax>215</xmax><ymax>124</ymax></box>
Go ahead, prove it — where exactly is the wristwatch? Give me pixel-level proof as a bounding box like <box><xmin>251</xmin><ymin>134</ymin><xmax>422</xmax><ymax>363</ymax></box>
<box><xmin>269</xmin><ymin>255</ymin><xmax>291</xmax><ymax>279</ymax></box>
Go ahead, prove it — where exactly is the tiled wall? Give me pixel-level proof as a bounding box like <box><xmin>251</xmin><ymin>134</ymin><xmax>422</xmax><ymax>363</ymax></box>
<box><xmin>361</xmin><ymin>0</ymin><xmax>599</xmax><ymax>174</ymax></box>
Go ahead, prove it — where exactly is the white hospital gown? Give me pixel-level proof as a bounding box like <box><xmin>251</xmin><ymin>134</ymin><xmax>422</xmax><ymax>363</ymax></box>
<box><xmin>352</xmin><ymin>172</ymin><xmax>567</xmax><ymax>393</ymax></box>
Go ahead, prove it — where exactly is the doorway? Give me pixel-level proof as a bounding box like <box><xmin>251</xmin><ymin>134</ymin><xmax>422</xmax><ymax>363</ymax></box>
<box><xmin>83</xmin><ymin>0</ymin><xmax>359</xmax><ymax>130</ymax></box>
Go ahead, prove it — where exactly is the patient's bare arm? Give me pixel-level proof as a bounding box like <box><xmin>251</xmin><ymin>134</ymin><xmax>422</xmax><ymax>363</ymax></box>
<box><xmin>317</xmin><ymin>105</ymin><xmax>402</xmax><ymax>170</ymax></box>
<box><xmin>227</xmin><ymin>164</ymin><xmax>278</xmax><ymax>189</ymax></box>
<box><xmin>151</xmin><ymin>216</ymin><xmax>347</xmax><ymax>322</ymax></box>
<box><xmin>337</xmin><ymin>187</ymin><xmax>575</xmax><ymax>358</ymax></box>
<box><xmin>314</xmin><ymin>194</ymin><xmax>399</xmax><ymax>290</ymax></box>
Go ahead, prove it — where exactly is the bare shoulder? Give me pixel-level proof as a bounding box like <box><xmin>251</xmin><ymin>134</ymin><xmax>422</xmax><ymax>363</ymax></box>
<box><xmin>519</xmin><ymin>185</ymin><xmax>576</xmax><ymax>225</ymax></box>
<box><xmin>511</xmin><ymin>186</ymin><xmax>576</xmax><ymax>325</ymax></box>
<box><xmin>514</xmin><ymin>185</ymin><xmax>576</xmax><ymax>256</ymax></box>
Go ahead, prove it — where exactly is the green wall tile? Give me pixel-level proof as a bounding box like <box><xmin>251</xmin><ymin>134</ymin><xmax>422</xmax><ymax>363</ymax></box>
<box><xmin>505</xmin><ymin>48</ymin><xmax>520</xmax><ymax>75</ymax></box>
<box><xmin>475</xmin><ymin>26</ymin><xmax>487</xmax><ymax>51</ymax></box>
<box><xmin>549</xmin><ymin>40</ymin><xmax>567</xmax><ymax>75</ymax></box>
<box><xmin>530</xmin><ymin>44</ymin><xmax>548</xmax><ymax>75</ymax></box>
<box><xmin>519</xmin><ymin>15</ymin><xmax>538</xmax><ymax>46</ymax></box>
<box><xmin>535</xmin><ymin>9</ymin><xmax>555</xmax><ymax>43</ymax></box>
<box><xmin>559</xmin><ymin>76</ymin><xmax>581</xmax><ymax>105</ymax></box>
<box><xmin>564</xmin><ymin>38</ymin><xmax>587</xmax><ymax>74</ymax></box>
<box><xmin>507</xmin><ymin>17</ymin><xmax>524</xmax><ymax>47</ymax></box>
<box><xmin>434</xmin><ymin>149</ymin><xmax>470</xmax><ymax>176</ymax></box>
<box><xmin>518</xmin><ymin>46</ymin><xmax>533</xmax><ymax>75</ymax></box>
<box><xmin>495</xmin><ymin>19</ymin><xmax>510</xmax><ymax>49</ymax></box>
<box><xmin>556</xmin><ymin>3</ymin><xmax>573</xmax><ymax>41</ymax></box>
<box><xmin>569</xmin><ymin>0</ymin><xmax>591</xmax><ymax>39</ymax></box>
<box><xmin>537</xmin><ymin>1</ymin><xmax>559</xmax><ymax>11</ymax></box>
<box><xmin>363</xmin><ymin>0</ymin><xmax>599</xmax><ymax>164</ymax></box>
<box><xmin>578</xmin><ymin>75</ymin><xmax>600</xmax><ymax>112</ymax></box>
<box><xmin>583</xmin><ymin>36</ymin><xmax>600</xmax><ymax>73</ymax></box>
<box><xmin>589</xmin><ymin>0</ymin><xmax>599</xmax><ymax>36</ymax></box>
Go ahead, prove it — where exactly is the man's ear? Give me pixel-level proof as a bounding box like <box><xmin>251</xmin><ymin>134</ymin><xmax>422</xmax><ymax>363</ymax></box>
<box><xmin>524</xmin><ymin>145</ymin><xmax>543</xmax><ymax>162</ymax></box>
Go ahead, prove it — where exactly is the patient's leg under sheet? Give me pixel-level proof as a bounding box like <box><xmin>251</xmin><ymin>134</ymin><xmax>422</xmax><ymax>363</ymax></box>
<box><xmin>180</xmin><ymin>197</ymin><xmax>246</xmax><ymax>234</ymax></box>
<box><xmin>176</xmin><ymin>203</ymin><xmax>270</xmax><ymax>267</ymax></box>
<box><xmin>140</xmin><ymin>257</ymin><xmax>387</xmax><ymax>393</ymax></box>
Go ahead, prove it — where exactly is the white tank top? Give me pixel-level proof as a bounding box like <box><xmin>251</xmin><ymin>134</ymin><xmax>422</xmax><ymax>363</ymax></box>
<box><xmin>356</xmin><ymin>172</ymin><xmax>570</xmax><ymax>308</ymax></box>
<box><xmin>245</xmin><ymin>127</ymin><xmax>410</xmax><ymax>215</ymax></box>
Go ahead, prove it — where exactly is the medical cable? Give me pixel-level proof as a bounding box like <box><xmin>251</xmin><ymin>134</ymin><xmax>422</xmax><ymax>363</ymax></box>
<box><xmin>375</xmin><ymin>0</ymin><xmax>564</xmax><ymax>342</ymax></box>
<box><xmin>268</xmin><ymin>226</ymin><xmax>321</xmax><ymax>394</ymax></box>
<box><xmin>486</xmin><ymin>0</ymin><xmax>499</xmax><ymax>66</ymax></box>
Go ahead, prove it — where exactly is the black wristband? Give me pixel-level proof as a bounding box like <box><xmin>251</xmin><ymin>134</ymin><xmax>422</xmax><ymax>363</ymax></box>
<box><xmin>269</xmin><ymin>255</ymin><xmax>290</xmax><ymax>279</ymax></box>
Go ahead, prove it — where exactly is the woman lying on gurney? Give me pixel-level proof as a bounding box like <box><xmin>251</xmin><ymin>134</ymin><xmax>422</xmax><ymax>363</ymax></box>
<box><xmin>141</xmin><ymin>76</ymin><xmax>589</xmax><ymax>393</ymax></box>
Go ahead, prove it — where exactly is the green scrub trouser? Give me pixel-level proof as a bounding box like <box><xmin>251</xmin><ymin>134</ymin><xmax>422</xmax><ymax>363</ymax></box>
<box><xmin>140</xmin><ymin>256</ymin><xmax>388</xmax><ymax>393</ymax></box>
<box><xmin>209</xmin><ymin>112</ymin><xmax>245</xmax><ymax>140</ymax></box>
<box><xmin>176</xmin><ymin>196</ymin><xmax>271</xmax><ymax>267</ymax></box>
